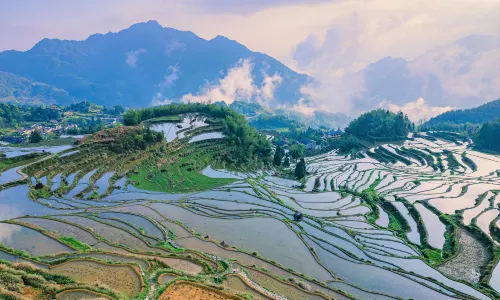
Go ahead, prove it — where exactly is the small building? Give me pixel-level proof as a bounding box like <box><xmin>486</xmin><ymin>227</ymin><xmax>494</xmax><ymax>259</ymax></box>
<box><xmin>326</xmin><ymin>128</ymin><xmax>342</xmax><ymax>138</ymax></box>
<box><xmin>299</xmin><ymin>138</ymin><xmax>317</xmax><ymax>150</ymax></box>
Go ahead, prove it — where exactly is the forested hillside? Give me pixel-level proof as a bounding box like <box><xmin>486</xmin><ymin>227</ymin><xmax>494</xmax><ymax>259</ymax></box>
<box><xmin>344</xmin><ymin>109</ymin><xmax>413</xmax><ymax>142</ymax></box>
<box><xmin>0</xmin><ymin>71</ymin><xmax>73</xmax><ymax>105</ymax></box>
<box><xmin>474</xmin><ymin>118</ymin><xmax>500</xmax><ymax>153</ymax></box>
<box><xmin>422</xmin><ymin>98</ymin><xmax>500</xmax><ymax>131</ymax></box>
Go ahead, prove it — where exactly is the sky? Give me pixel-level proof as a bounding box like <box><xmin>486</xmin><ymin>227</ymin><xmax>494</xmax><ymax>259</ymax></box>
<box><xmin>0</xmin><ymin>0</ymin><xmax>499</xmax><ymax>120</ymax></box>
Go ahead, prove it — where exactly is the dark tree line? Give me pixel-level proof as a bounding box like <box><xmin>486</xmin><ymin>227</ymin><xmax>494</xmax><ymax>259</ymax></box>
<box><xmin>474</xmin><ymin>118</ymin><xmax>500</xmax><ymax>153</ymax></box>
<box><xmin>422</xmin><ymin>98</ymin><xmax>500</xmax><ymax>130</ymax></box>
<box><xmin>0</xmin><ymin>101</ymin><xmax>124</xmax><ymax>129</ymax></box>
<box><xmin>0</xmin><ymin>103</ymin><xmax>61</xmax><ymax>127</ymax></box>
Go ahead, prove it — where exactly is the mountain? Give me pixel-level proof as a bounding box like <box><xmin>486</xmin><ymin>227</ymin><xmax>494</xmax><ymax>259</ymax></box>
<box><xmin>353</xmin><ymin>34</ymin><xmax>500</xmax><ymax>110</ymax></box>
<box><xmin>229</xmin><ymin>100</ymin><xmax>351</xmax><ymax>129</ymax></box>
<box><xmin>422</xmin><ymin>98</ymin><xmax>500</xmax><ymax>129</ymax></box>
<box><xmin>275</xmin><ymin>109</ymin><xmax>351</xmax><ymax>129</ymax></box>
<box><xmin>0</xmin><ymin>21</ymin><xmax>310</xmax><ymax>107</ymax></box>
<box><xmin>0</xmin><ymin>71</ymin><xmax>73</xmax><ymax>105</ymax></box>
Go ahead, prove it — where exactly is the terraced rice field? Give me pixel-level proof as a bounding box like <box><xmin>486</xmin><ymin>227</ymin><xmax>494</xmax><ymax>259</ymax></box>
<box><xmin>50</xmin><ymin>260</ymin><xmax>142</xmax><ymax>297</ymax></box>
<box><xmin>1</xmin><ymin>124</ymin><xmax>500</xmax><ymax>299</ymax></box>
<box><xmin>158</xmin><ymin>281</ymin><xmax>239</xmax><ymax>300</ymax></box>
<box><xmin>56</xmin><ymin>289</ymin><xmax>113</xmax><ymax>300</ymax></box>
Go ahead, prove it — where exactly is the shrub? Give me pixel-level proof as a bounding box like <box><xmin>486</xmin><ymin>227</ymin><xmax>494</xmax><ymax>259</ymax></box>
<box><xmin>0</xmin><ymin>273</ymin><xmax>22</xmax><ymax>292</ymax></box>
<box><xmin>22</xmin><ymin>274</ymin><xmax>47</xmax><ymax>288</ymax></box>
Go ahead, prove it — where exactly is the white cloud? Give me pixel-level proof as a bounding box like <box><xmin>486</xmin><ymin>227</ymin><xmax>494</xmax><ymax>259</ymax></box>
<box><xmin>159</xmin><ymin>65</ymin><xmax>179</xmax><ymax>89</ymax></box>
<box><xmin>293</xmin><ymin>70</ymin><xmax>365</xmax><ymax>115</ymax></box>
<box><xmin>384</xmin><ymin>98</ymin><xmax>454</xmax><ymax>123</ymax></box>
<box><xmin>165</xmin><ymin>40</ymin><xmax>186</xmax><ymax>55</ymax></box>
<box><xmin>2</xmin><ymin>0</ymin><xmax>497</xmax><ymax>113</ymax></box>
<box><xmin>259</xmin><ymin>73</ymin><xmax>283</xmax><ymax>101</ymax></box>
<box><xmin>151</xmin><ymin>93</ymin><xmax>173</xmax><ymax>106</ymax></box>
<box><xmin>181</xmin><ymin>58</ymin><xmax>283</xmax><ymax>105</ymax></box>
<box><xmin>151</xmin><ymin>65</ymin><xmax>180</xmax><ymax>105</ymax></box>
<box><xmin>289</xmin><ymin>97</ymin><xmax>317</xmax><ymax>116</ymax></box>
<box><xmin>125</xmin><ymin>48</ymin><xmax>147</xmax><ymax>67</ymax></box>
<box><xmin>182</xmin><ymin>58</ymin><xmax>256</xmax><ymax>104</ymax></box>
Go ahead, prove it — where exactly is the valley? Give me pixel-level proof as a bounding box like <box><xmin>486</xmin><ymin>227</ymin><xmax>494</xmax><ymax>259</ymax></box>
<box><xmin>0</xmin><ymin>105</ymin><xmax>499</xmax><ymax>299</ymax></box>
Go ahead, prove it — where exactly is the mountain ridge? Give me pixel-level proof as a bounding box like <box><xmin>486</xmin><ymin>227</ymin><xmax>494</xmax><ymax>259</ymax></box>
<box><xmin>422</xmin><ymin>98</ymin><xmax>500</xmax><ymax>128</ymax></box>
<box><xmin>353</xmin><ymin>34</ymin><xmax>500</xmax><ymax>111</ymax></box>
<box><xmin>0</xmin><ymin>20</ymin><xmax>311</xmax><ymax>108</ymax></box>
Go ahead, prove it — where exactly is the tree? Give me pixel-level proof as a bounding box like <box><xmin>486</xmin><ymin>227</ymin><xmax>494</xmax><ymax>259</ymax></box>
<box><xmin>474</xmin><ymin>118</ymin><xmax>500</xmax><ymax>153</ymax></box>
<box><xmin>293</xmin><ymin>211</ymin><xmax>304</xmax><ymax>222</ymax></box>
<box><xmin>273</xmin><ymin>145</ymin><xmax>284</xmax><ymax>166</ymax></box>
<box><xmin>290</xmin><ymin>144</ymin><xmax>305</xmax><ymax>160</ymax></box>
<box><xmin>295</xmin><ymin>158</ymin><xmax>307</xmax><ymax>179</ymax></box>
<box><xmin>283</xmin><ymin>156</ymin><xmax>290</xmax><ymax>167</ymax></box>
<box><xmin>29</xmin><ymin>130</ymin><xmax>42</xmax><ymax>143</ymax></box>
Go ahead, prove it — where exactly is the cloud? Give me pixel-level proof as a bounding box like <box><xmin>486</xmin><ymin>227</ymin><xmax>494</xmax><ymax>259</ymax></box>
<box><xmin>292</xmin><ymin>15</ymin><xmax>364</xmax><ymax>73</ymax></box>
<box><xmin>1</xmin><ymin>0</ymin><xmax>497</xmax><ymax>114</ymax></box>
<box><xmin>260</xmin><ymin>73</ymin><xmax>282</xmax><ymax>101</ymax></box>
<box><xmin>165</xmin><ymin>40</ymin><xmax>185</xmax><ymax>55</ymax></box>
<box><xmin>183</xmin><ymin>0</ymin><xmax>335</xmax><ymax>15</ymax></box>
<box><xmin>289</xmin><ymin>96</ymin><xmax>317</xmax><ymax>116</ymax></box>
<box><xmin>182</xmin><ymin>58</ymin><xmax>256</xmax><ymax>104</ymax></box>
<box><xmin>151</xmin><ymin>93</ymin><xmax>173</xmax><ymax>106</ymax></box>
<box><xmin>159</xmin><ymin>65</ymin><xmax>179</xmax><ymax>89</ymax></box>
<box><xmin>151</xmin><ymin>65</ymin><xmax>180</xmax><ymax>105</ymax></box>
<box><xmin>125</xmin><ymin>48</ymin><xmax>147</xmax><ymax>67</ymax></box>
<box><xmin>383</xmin><ymin>98</ymin><xmax>454</xmax><ymax>122</ymax></box>
<box><xmin>291</xmin><ymin>69</ymin><xmax>366</xmax><ymax>116</ymax></box>
<box><xmin>181</xmin><ymin>58</ymin><xmax>283</xmax><ymax>105</ymax></box>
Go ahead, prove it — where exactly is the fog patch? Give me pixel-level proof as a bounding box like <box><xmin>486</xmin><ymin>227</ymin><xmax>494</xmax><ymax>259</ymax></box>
<box><xmin>125</xmin><ymin>48</ymin><xmax>147</xmax><ymax>67</ymax></box>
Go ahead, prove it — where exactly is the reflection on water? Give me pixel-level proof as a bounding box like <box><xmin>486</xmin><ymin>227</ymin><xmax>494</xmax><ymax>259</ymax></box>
<box><xmin>0</xmin><ymin>167</ymin><xmax>22</xmax><ymax>184</ymax></box>
<box><xmin>0</xmin><ymin>185</ymin><xmax>59</xmax><ymax>219</ymax></box>
<box><xmin>188</xmin><ymin>132</ymin><xmax>225</xmax><ymax>143</ymax></box>
<box><xmin>0</xmin><ymin>145</ymin><xmax>72</xmax><ymax>158</ymax></box>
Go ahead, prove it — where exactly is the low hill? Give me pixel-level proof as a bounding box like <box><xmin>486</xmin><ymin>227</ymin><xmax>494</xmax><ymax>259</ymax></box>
<box><xmin>344</xmin><ymin>109</ymin><xmax>413</xmax><ymax>142</ymax></box>
<box><xmin>0</xmin><ymin>71</ymin><xmax>73</xmax><ymax>105</ymax></box>
<box><xmin>229</xmin><ymin>100</ymin><xmax>351</xmax><ymax>129</ymax></box>
<box><xmin>422</xmin><ymin>98</ymin><xmax>500</xmax><ymax>131</ymax></box>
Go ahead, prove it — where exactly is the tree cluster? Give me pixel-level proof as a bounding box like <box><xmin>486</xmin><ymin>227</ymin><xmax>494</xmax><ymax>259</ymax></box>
<box><xmin>0</xmin><ymin>101</ymin><xmax>124</xmax><ymax>129</ymax></box>
<box><xmin>289</xmin><ymin>144</ymin><xmax>305</xmax><ymax>160</ymax></box>
<box><xmin>327</xmin><ymin>134</ymin><xmax>364</xmax><ymax>154</ymax></box>
<box><xmin>87</xmin><ymin>126</ymin><xmax>164</xmax><ymax>154</ymax></box>
<box><xmin>344</xmin><ymin>109</ymin><xmax>413</xmax><ymax>141</ymax></box>
<box><xmin>28</xmin><ymin>130</ymin><xmax>43</xmax><ymax>143</ymax></box>
<box><xmin>474</xmin><ymin>118</ymin><xmax>500</xmax><ymax>153</ymax></box>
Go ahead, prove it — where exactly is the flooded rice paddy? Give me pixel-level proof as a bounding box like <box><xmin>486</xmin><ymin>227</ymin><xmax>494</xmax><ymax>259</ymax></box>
<box><xmin>0</xmin><ymin>135</ymin><xmax>499</xmax><ymax>299</ymax></box>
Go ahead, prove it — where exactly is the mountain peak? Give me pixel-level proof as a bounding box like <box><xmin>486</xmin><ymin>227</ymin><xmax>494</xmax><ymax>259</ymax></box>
<box><xmin>30</xmin><ymin>38</ymin><xmax>68</xmax><ymax>54</ymax></box>
<box><xmin>127</xmin><ymin>20</ymin><xmax>164</xmax><ymax>31</ymax></box>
